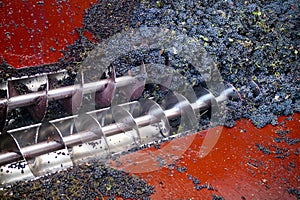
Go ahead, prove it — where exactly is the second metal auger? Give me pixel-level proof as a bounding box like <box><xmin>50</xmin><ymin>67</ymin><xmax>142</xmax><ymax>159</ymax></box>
<box><xmin>0</xmin><ymin>61</ymin><xmax>239</xmax><ymax>184</ymax></box>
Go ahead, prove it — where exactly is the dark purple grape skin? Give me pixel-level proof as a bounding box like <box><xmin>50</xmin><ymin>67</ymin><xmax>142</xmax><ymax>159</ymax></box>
<box><xmin>28</xmin><ymin>95</ymin><xmax>47</xmax><ymax>121</ymax></box>
<box><xmin>124</xmin><ymin>61</ymin><xmax>147</xmax><ymax>101</ymax></box>
<box><xmin>95</xmin><ymin>67</ymin><xmax>116</xmax><ymax>108</ymax></box>
<box><xmin>0</xmin><ymin>100</ymin><xmax>7</xmax><ymax>130</ymax></box>
<box><xmin>61</xmin><ymin>88</ymin><xmax>83</xmax><ymax>115</ymax></box>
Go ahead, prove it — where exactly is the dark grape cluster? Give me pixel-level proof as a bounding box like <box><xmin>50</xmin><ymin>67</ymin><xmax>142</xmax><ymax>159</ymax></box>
<box><xmin>129</xmin><ymin>0</ymin><xmax>299</xmax><ymax>128</ymax></box>
<box><xmin>0</xmin><ymin>161</ymin><xmax>154</xmax><ymax>199</ymax></box>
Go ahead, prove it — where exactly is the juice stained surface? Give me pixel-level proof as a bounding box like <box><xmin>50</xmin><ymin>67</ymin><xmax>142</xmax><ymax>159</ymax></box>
<box><xmin>0</xmin><ymin>0</ymin><xmax>97</xmax><ymax>68</ymax></box>
<box><xmin>109</xmin><ymin>113</ymin><xmax>300</xmax><ymax>199</ymax></box>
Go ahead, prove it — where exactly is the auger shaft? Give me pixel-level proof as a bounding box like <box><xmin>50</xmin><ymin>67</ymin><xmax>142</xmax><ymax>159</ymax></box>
<box><xmin>0</xmin><ymin>87</ymin><xmax>234</xmax><ymax>167</ymax></box>
<box><xmin>7</xmin><ymin>75</ymin><xmax>134</xmax><ymax>109</ymax></box>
